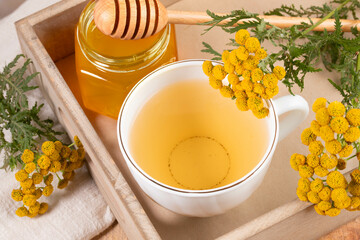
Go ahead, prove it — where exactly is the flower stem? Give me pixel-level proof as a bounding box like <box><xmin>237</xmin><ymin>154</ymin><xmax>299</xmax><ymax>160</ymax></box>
<box><xmin>302</xmin><ymin>0</ymin><xmax>351</xmax><ymax>36</ymax></box>
<box><xmin>345</xmin><ymin>154</ymin><xmax>357</xmax><ymax>161</ymax></box>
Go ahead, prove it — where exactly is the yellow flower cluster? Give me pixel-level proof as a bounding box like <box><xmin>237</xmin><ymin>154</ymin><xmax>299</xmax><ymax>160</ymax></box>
<box><xmin>13</xmin><ymin>136</ymin><xmax>86</xmax><ymax>218</ymax></box>
<box><xmin>202</xmin><ymin>29</ymin><xmax>286</xmax><ymax>119</ymax></box>
<box><xmin>292</xmin><ymin>98</ymin><xmax>360</xmax><ymax>217</ymax></box>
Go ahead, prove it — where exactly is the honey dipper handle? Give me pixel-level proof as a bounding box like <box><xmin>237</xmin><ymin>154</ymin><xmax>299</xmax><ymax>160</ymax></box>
<box><xmin>167</xmin><ymin>10</ymin><xmax>360</xmax><ymax>32</ymax></box>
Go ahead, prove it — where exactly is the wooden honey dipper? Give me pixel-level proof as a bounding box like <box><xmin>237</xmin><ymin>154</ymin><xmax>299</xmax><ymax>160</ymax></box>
<box><xmin>94</xmin><ymin>0</ymin><xmax>360</xmax><ymax>40</ymax></box>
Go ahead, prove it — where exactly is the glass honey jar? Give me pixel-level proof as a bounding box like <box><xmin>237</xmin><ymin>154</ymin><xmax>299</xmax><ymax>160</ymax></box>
<box><xmin>75</xmin><ymin>0</ymin><xmax>178</xmax><ymax>118</ymax></box>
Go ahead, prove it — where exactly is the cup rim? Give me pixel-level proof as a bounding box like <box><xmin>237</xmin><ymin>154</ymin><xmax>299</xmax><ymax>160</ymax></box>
<box><xmin>117</xmin><ymin>59</ymin><xmax>278</xmax><ymax>195</ymax></box>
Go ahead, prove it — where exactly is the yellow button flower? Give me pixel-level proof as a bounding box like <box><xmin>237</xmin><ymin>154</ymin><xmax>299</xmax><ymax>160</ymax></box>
<box><xmin>319</xmin><ymin>125</ymin><xmax>334</xmax><ymax>142</ymax></box>
<box><xmin>343</xmin><ymin>126</ymin><xmax>360</xmax><ymax>142</ymax></box>
<box><xmin>34</xmin><ymin>188</ymin><xmax>42</xmax><ymax>199</ymax></box>
<box><xmin>306</xmin><ymin>153</ymin><xmax>320</xmax><ymax>168</ymax></box>
<box><xmin>255</xmin><ymin>48</ymin><xmax>267</xmax><ymax>60</ymax></box>
<box><xmin>224</xmin><ymin>62</ymin><xmax>235</xmax><ymax>74</ymax></box>
<box><xmin>202</xmin><ymin>60</ymin><xmax>213</xmax><ymax>76</ymax></box>
<box><xmin>24</xmin><ymin>162</ymin><xmax>36</xmax><ymax>174</ymax></box>
<box><xmin>42</xmin><ymin>185</ymin><xmax>54</xmax><ymax>197</ymax></box>
<box><xmin>330</xmin><ymin>117</ymin><xmax>349</xmax><ymax>134</ymax></box>
<box><xmin>295</xmin><ymin>154</ymin><xmax>306</xmax><ymax>166</ymax></box>
<box><xmin>49</xmin><ymin>160</ymin><xmax>61</xmax><ymax>173</ymax></box>
<box><xmin>316</xmin><ymin>107</ymin><xmax>331</xmax><ymax>126</ymax></box>
<box><xmin>307</xmin><ymin>191</ymin><xmax>321</xmax><ymax>204</ymax></box>
<box><xmin>222</xmin><ymin>50</ymin><xmax>230</xmax><ymax>63</ymax></box>
<box><xmin>331</xmin><ymin>188</ymin><xmax>348</xmax><ymax>202</ymax></box>
<box><xmin>41</xmin><ymin>141</ymin><xmax>55</xmax><ymax>156</ymax></box>
<box><xmin>209</xmin><ymin>76</ymin><xmax>223</xmax><ymax>89</ymax></box>
<box><xmin>212</xmin><ymin>65</ymin><xmax>227</xmax><ymax>80</ymax></box>
<box><xmin>235</xmin><ymin>63</ymin><xmax>244</xmax><ymax>75</ymax></box>
<box><xmin>346</xmin><ymin>109</ymin><xmax>360</xmax><ymax>126</ymax></box>
<box><xmin>336</xmin><ymin>159</ymin><xmax>346</xmax><ymax>170</ymax></box>
<box><xmin>325</xmin><ymin>208</ymin><xmax>341</xmax><ymax>217</ymax></box>
<box><xmin>15</xmin><ymin>169</ymin><xmax>28</xmax><ymax>182</ymax></box>
<box><xmin>300</xmin><ymin>128</ymin><xmax>316</xmax><ymax>146</ymax></box>
<box><xmin>317</xmin><ymin>201</ymin><xmax>332</xmax><ymax>211</ymax></box>
<box><xmin>235</xmin><ymin>29</ymin><xmax>250</xmax><ymax>45</ymax></box>
<box><xmin>334</xmin><ymin>197</ymin><xmax>351</xmax><ymax>209</ymax></box>
<box><xmin>243</xmin><ymin>55</ymin><xmax>259</xmax><ymax>70</ymax></box>
<box><xmin>44</xmin><ymin>174</ymin><xmax>53</xmax><ymax>186</ymax></box>
<box><xmin>48</xmin><ymin>150</ymin><xmax>60</xmax><ymax>161</ymax></box>
<box><xmin>21</xmin><ymin>149</ymin><xmax>34</xmax><ymax>164</ymax></box>
<box><xmin>351</xmin><ymin>169</ymin><xmax>360</xmax><ymax>184</ymax></box>
<box><xmin>299</xmin><ymin>165</ymin><xmax>314</xmax><ymax>178</ymax></box>
<box><xmin>220</xmin><ymin>86</ymin><xmax>234</xmax><ymax>98</ymax></box>
<box><xmin>63</xmin><ymin>171</ymin><xmax>74</xmax><ymax>181</ymax></box>
<box><xmin>347</xmin><ymin>197</ymin><xmax>360</xmax><ymax>211</ymax></box>
<box><xmin>296</xmin><ymin>188</ymin><xmax>308</xmax><ymax>202</ymax></box>
<box><xmin>318</xmin><ymin>187</ymin><xmax>331</xmax><ymax>201</ymax></box>
<box><xmin>54</xmin><ymin>140</ymin><xmax>63</xmax><ymax>152</ymax></box>
<box><xmin>298</xmin><ymin>178</ymin><xmax>311</xmax><ymax>192</ymax></box>
<box><xmin>252</xmin><ymin>107</ymin><xmax>269</xmax><ymax>119</ymax></box>
<box><xmin>229</xmin><ymin>50</ymin><xmax>241</xmax><ymax>65</ymax></box>
<box><xmin>29</xmin><ymin>201</ymin><xmax>40</xmax><ymax>214</ymax></box>
<box><xmin>320</xmin><ymin>153</ymin><xmax>338</xmax><ymax>169</ymax></box>
<box><xmin>312</xmin><ymin>98</ymin><xmax>327</xmax><ymax>113</ymax></box>
<box><xmin>253</xmin><ymin>83</ymin><xmax>265</xmax><ymax>95</ymax></box>
<box><xmin>314</xmin><ymin>205</ymin><xmax>325</xmax><ymax>216</ymax></box>
<box><xmin>314</xmin><ymin>166</ymin><xmax>329</xmax><ymax>177</ymax></box>
<box><xmin>265</xmin><ymin>86</ymin><xmax>279</xmax><ymax>99</ymax></box>
<box><xmin>234</xmin><ymin>90</ymin><xmax>247</xmax><ymax>99</ymax></box>
<box><xmin>40</xmin><ymin>168</ymin><xmax>49</xmax><ymax>176</ymax></box>
<box><xmin>339</xmin><ymin>145</ymin><xmax>353</xmax><ymax>158</ymax></box>
<box><xmin>263</xmin><ymin>73</ymin><xmax>278</xmax><ymax>88</ymax></box>
<box><xmin>23</xmin><ymin>194</ymin><xmax>37</xmax><ymax>207</ymax></box>
<box><xmin>20</xmin><ymin>179</ymin><xmax>33</xmax><ymax>189</ymax></box>
<box><xmin>32</xmin><ymin>173</ymin><xmax>43</xmax><ymax>185</ymax></box>
<box><xmin>235</xmin><ymin>98</ymin><xmax>249</xmax><ymax>111</ymax></box>
<box><xmin>241</xmin><ymin>79</ymin><xmax>254</xmax><ymax>92</ymax></box>
<box><xmin>228</xmin><ymin>73</ymin><xmax>239</xmax><ymax>85</ymax></box>
<box><xmin>247</xmin><ymin>96</ymin><xmax>263</xmax><ymax>111</ymax></box>
<box><xmin>245</xmin><ymin>37</ymin><xmax>261</xmax><ymax>53</ymax></box>
<box><xmin>250</xmin><ymin>68</ymin><xmax>263</xmax><ymax>83</ymax></box>
<box><xmin>58</xmin><ymin>179</ymin><xmax>69</xmax><ymax>189</ymax></box>
<box><xmin>60</xmin><ymin>146</ymin><xmax>71</xmax><ymax>159</ymax></box>
<box><xmin>235</xmin><ymin>46</ymin><xmax>249</xmax><ymax>61</ymax></box>
<box><xmin>327</xmin><ymin>101</ymin><xmax>345</xmax><ymax>117</ymax></box>
<box><xmin>11</xmin><ymin>189</ymin><xmax>23</xmax><ymax>201</ymax></box>
<box><xmin>15</xmin><ymin>207</ymin><xmax>29</xmax><ymax>217</ymax></box>
<box><xmin>273</xmin><ymin>66</ymin><xmax>286</xmax><ymax>80</ymax></box>
<box><xmin>349</xmin><ymin>180</ymin><xmax>360</xmax><ymax>196</ymax></box>
<box><xmin>325</xmin><ymin>140</ymin><xmax>342</xmax><ymax>154</ymax></box>
<box><xmin>310</xmin><ymin>120</ymin><xmax>321</xmax><ymax>136</ymax></box>
<box><xmin>38</xmin><ymin>202</ymin><xmax>49</xmax><ymax>214</ymax></box>
<box><xmin>22</xmin><ymin>185</ymin><xmax>36</xmax><ymax>195</ymax></box>
<box><xmin>290</xmin><ymin>153</ymin><xmax>300</xmax><ymax>171</ymax></box>
<box><xmin>327</xmin><ymin>171</ymin><xmax>348</xmax><ymax>189</ymax></box>
<box><xmin>308</xmin><ymin>140</ymin><xmax>324</xmax><ymax>155</ymax></box>
<box><xmin>310</xmin><ymin>178</ymin><xmax>324</xmax><ymax>193</ymax></box>
<box><xmin>38</xmin><ymin>155</ymin><xmax>51</xmax><ymax>170</ymax></box>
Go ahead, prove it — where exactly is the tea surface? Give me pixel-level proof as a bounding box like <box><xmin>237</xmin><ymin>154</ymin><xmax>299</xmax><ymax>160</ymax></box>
<box><xmin>130</xmin><ymin>80</ymin><xmax>270</xmax><ymax>190</ymax></box>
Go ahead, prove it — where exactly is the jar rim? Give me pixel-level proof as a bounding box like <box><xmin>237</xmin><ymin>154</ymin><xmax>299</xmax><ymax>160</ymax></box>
<box><xmin>77</xmin><ymin>0</ymin><xmax>171</xmax><ymax>71</ymax></box>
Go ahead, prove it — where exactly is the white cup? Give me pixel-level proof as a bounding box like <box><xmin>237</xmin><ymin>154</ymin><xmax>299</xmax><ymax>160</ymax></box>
<box><xmin>117</xmin><ymin>60</ymin><xmax>309</xmax><ymax>217</ymax></box>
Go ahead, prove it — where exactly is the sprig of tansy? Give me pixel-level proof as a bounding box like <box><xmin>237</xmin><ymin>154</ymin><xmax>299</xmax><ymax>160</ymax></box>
<box><xmin>291</xmin><ymin>98</ymin><xmax>360</xmax><ymax>217</ymax></box>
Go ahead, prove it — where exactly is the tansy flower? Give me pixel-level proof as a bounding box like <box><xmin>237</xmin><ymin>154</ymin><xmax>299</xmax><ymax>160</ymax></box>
<box><xmin>273</xmin><ymin>66</ymin><xmax>286</xmax><ymax>80</ymax></box>
<box><xmin>301</xmin><ymin>128</ymin><xmax>316</xmax><ymax>146</ymax></box>
<box><xmin>49</xmin><ymin>160</ymin><xmax>61</xmax><ymax>173</ymax></box>
<box><xmin>60</xmin><ymin>146</ymin><xmax>71</xmax><ymax>158</ymax></box>
<box><xmin>202</xmin><ymin>61</ymin><xmax>213</xmax><ymax>76</ymax></box>
<box><xmin>228</xmin><ymin>73</ymin><xmax>239</xmax><ymax>85</ymax></box>
<box><xmin>325</xmin><ymin>208</ymin><xmax>341</xmax><ymax>217</ymax></box>
<box><xmin>27</xmin><ymin>211</ymin><xmax>38</xmax><ymax>218</ymax></box>
<box><xmin>348</xmin><ymin>197</ymin><xmax>360</xmax><ymax>210</ymax></box>
<box><xmin>247</xmin><ymin>96</ymin><xmax>263</xmax><ymax>111</ymax></box>
<box><xmin>330</xmin><ymin>117</ymin><xmax>349</xmax><ymax>134</ymax></box>
<box><xmin>21</xmin><ymin>149</ymin><xmax>34</xmax><ymax>164</ymax></box>
<box><xmin>255</xmin><ymin>48</ymin><xmax>267</xmax><ymax>60</ymax></box>
<box><xmin>24</xmin><ymin>162</ymin><xmax>36</xmax><ymax>174</ymax></box>
<box><xmin>32</xmin><ymin>173</ymin><xmax>43</xmax><ymax>185</ymax></box>
<box><xmin>319</xmin><ymin>125</ymin><xmax>334</xmax><ymax>142</ymax></box>
<box><xmin>58</xmin><ymin>179</ymin><xmax>69</xmax><ymax>189</ymax></box>
<box><xmin>29</xmin><ymin>201</ymin><xmax>40</xmax><ymax>214</ymax></box>
<box><xmin>319</xmin><ymin>187</ymin><xmax>331</xmax><ymax>201</ymax></box>
<box><xmin>23</xmin><ymin>194</ymin><xmax>37</xmax><ymax>207</ymax></box>
<box><xmin>212</xmin><ymin>65</ymin><xmax>227</xmax><ymax>80</ymax></box>
<box><xmin>40</xmin><ymin>169</ymin><xmax>49</xmax><ymax>176</ymax></box>
<box><xmin>312</xmin><ymin>98</ymin><xmax>327</xmax><ymax>113</ymax></box>
<box><xmin>336</xmin><ymin>159</ymin><xmax>347</xmax><ymax>170</ymax></box>
<box><xmin>325</xmin><ymin>140</ymin><xmax>342</xmax><ymax>154</ymax></box>
<box><xmin>306</xmin><ymin>153</ymin><xmax>320</xmax><ymax>168</ymax></box>
<box><xmin>343</xmin><ymin>126</ymin><xmax>360</xmax><ymax>142</ymax></box>
<box><xmin>265</xmin><ymin>86</ymin><xmax>279</xmax><ymax>99</ymax></box>
<box><xmin>263</xmin><ymin>73</ymin><xmax>278</xmax><ymax>88</ymax></box>
<box><xmin>60</xmin><ymin>160</ymin><xmax>68</xmax><ymax>171</ymax></box>
<box><xmin>318</xmin><ymin>201</ymin><xmax>332</xmax><ymax>211</ymax></box>
<box><xmin>310</xmin><ymin>120</ymin><xmax>321</xmax><ymax>136</ymax></box>
<box><xmin>346</xmin><ymin>109</ymin><xmax>360</xmax><ymax>126</ymax></box>
<box><xmin>77</xmin><ymin>148</ymin><xmax>86</xmax><ymax>161</ymax></box>
<box><xmin>38</xmin><ymin>203</ymin><xmax>49</xmax><ymax>214</ymax></box>
<box><xmin>320</xmin><ymin>153</ymin><xmax>338</xmax><ymax>169</ymax></box>
<box><xmin>209</xmin><ymin>76</ymin><xmax>223</xmax><ymax>89</ymax></box>
<box><xmin>295</xmin><ymin>154</ymin><xmax>306</xmax><ymax>166</ymax></box>
<box><xmin>307</xmin><ymin>191</ymin><xmax>321</xmax><ymax>204</ymax></box>
<box><xmin>20</xmin><ymin>179</ymin><xmax>33</xmax><ymax>189</ymax></box>
<box><xmin>245</xmin><ymin>37</ymin><xmax>261</xmax><ymax>53</ymax></box>
<box><xmin>34</xmin><ymin>188</ymin><xmax>42</xmax><ymax>199</ymax></box>
<box><xmin>252</xmin><ymin>107</ymin><xmax>269</xmax><ymax>119</ymax></box>
<box><xmin>310</xmin><ymin>178</ymin><xmax>324</xmax><ymax>193</ymax></box>
<box><xmin>11</xmin><ymin>189</ymin><xmax>23</xmax><ymax>201</ymax></box>
<box><xmin>234</xmin><ymin>90</ymin><xmax>247</xmax><ymax>99</ymax></box>
<box><xmin>243</xmin><ymin>55</ymin><xmax>259</xmax><ymax>70</ymax></box>
<box><xmin>54</xmin><ymin>141</ymin><xmax>63</xmax><ymax>152</ymax></box>
<box><xmin>327</xmin><ymin>171</ymin><xmax>348</xmax><ymax>189</ymax></box>
<box><xmin>299</xmin><ymin>165</ymin><xmax>314</xmax><ymax>178</ymax></box>
<box><xmin>235</xmin><ymin>64</ymin><xmax>244</xmax><ymax>75</ymax></box>
<box><xmin>15</xmin><ymin>170</ymin><xmax>28</xmax><ymax>182</ymax></box>
<box><xmin>327</xmin><ymin>101</ymin><xmax>345</xmax><ymax>117</ymax></box>
<box><xmin>37</xmin><ymin>155</ymin><xmax>51</xmax><ymax>170</ymax></box>
<box><xmin>331</xmin><ymin>188</ymin><xmax>348</xmax><ymax>202</ymax></box>
<box><xmin>339</xmin><ymin>145</ymin><xmax>353</xmax><ymax>158</ymax></box>
<box><xmin>241</xmin><ymin>79</ymin><xmax>254</xmax><ymax>92</ymax></box>
<box><xmin>222</xmin><ymin>50</ymin><xmax>230</xmax><ymax>63</ymax></box>
<box><xmin>242</xmin><ymin>70</ymin><xmax>251</xmax><ymax>81</ymax></box>
<box><xmin>224</xmin><ymin>62</ymin><xmax>235</xmax><ymax>74</ymax></box>
<box><xmin>235</xmin><ymin>46</ymin><xmax>249</xmax><ymax>61</ymax></box>
<box><xmin>41</xmin><ymin>141</ymin><xmax>55</xmax><ymax>156</ymax></box>
<box><xmin>253</xmin><ymin>83</ymin><xmax>265</xmax><ymax>95</ymax></box>
<box><xmin>349</xmin><ymin>180</ymin><xmax>360</xmax><ymax>196</ymax></box>
<box><xmin>48</xmin><ymin>150</ymin><xmax>60</xmax><ymax>161</ymax></box>
<box><xmin>251</xmin><ymin>68</ymin><xmax>263</xmax><ymax>82</ymax></box>
<box><xmin>246</xmin><ymin>90</ymin><xmax>257</xmax><ymax>98</ymax></box>
<box><xmin>298</xmin><ymin>178</ymin><xmax>311</xmax><ymax>192</ymax></box>
<box><xmin>22</xmin><ymin>185</ymin><xmax>36</xmax><ymax>195</ymax></box>
<box><xmin>290</xmin><ymin>153</ymin><xmax>300</xmax><ymax>171</ymax></box>
<box><xmin>220</xmin><ymin>86</ymin><xmax>234</xmax><ymax>98</ymax></box>
<box><xmin>314</xmin><ymin>205</ymin><xmax>325</xmax><ymax>215</ymax></box>
<box><xmin>308</xmin><ymin>141</ymin><xmax>324</xmax><ymax>155</ymax></box>
<box><xmin>44</xmin><ymin>174</ymin><xmax>53</xmax><ymax>186</ymax></box>
<box><xmin>334</xmin><ymin>197</ymin><xmax>351</xmax><ymax>209</ymax></box>
<box><xmin>351</xmin><ymin>169</ymin><xmax>360</xmax><ymax>184</ymax></box>
<box><xmin>15</xmin><ymin>207</ymin><xmax>29</xmax><ymax>217</ymax></box>
<box><xmin>235</xmin><ymin>29</ymin><xmax>250</xmax><ymax>45</ymax></box>
<box><xmin>42</xmin><ymin>185</ymin><xmax>54</xmax><ymax>197</ymax></box>
<box><xmin>63</xmin><ymin>171</ymin><xmax>74</xmax><ymax>181</ymax></box>
<box><xmin>296</xmin><ymin>188</ymin><xmax>308</xmax><ymax>201</ymax></box>
<box><xmin>229</xmin><ymin>50</ymin><xmax>241</xmax><ymax>65</ymax></box>
<box><xmin>316</xmin><ymin>107</ymin><xmax>331</xmax><ymax>126</ymax></box>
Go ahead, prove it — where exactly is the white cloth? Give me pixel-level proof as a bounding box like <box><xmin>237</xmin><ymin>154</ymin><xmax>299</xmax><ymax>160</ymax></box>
<box><xmin>0</xmin><ymin>0</ymin><xmax>115</xmax><ymax>239</ymax></box>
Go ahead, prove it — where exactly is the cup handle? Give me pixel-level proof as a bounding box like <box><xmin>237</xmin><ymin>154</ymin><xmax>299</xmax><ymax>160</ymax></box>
<box><xmin>273</xmin><ymin>95</ymin><xmax>309</xmax><ymax>142</ymax></box>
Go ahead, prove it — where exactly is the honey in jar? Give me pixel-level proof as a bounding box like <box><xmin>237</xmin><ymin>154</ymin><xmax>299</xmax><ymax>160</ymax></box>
<box><xmin>75</xmin><ymin>0</ymin><xmax>178</xmax><ymax>118</ymax></box>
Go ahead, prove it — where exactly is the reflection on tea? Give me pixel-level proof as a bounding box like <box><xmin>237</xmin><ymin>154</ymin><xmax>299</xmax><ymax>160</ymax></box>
<box><xmin>130</xmin><ymin>80</ymin><xmax>269</xmax><ymax>190</ymax></box>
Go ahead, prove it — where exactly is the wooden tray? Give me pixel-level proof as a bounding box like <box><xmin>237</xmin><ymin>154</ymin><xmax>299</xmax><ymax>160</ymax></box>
<box><xmin>15</xmin><ymin>0</ymin><xmax>360</xmax><ymax>239</ymax></box>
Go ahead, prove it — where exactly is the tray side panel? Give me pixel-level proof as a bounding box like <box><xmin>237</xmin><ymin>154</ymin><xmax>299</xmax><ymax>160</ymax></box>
<box><xmin>15</xmin><ymin>16</ymin><xmax>160</xmax><ymax>240</ymax></box>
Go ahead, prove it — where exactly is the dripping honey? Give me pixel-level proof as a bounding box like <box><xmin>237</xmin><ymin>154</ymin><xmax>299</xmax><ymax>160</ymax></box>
<box><xmin>75</xmin><ymin>0</ymin><xmax>178</xmax><ymax>118</ymax></box>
